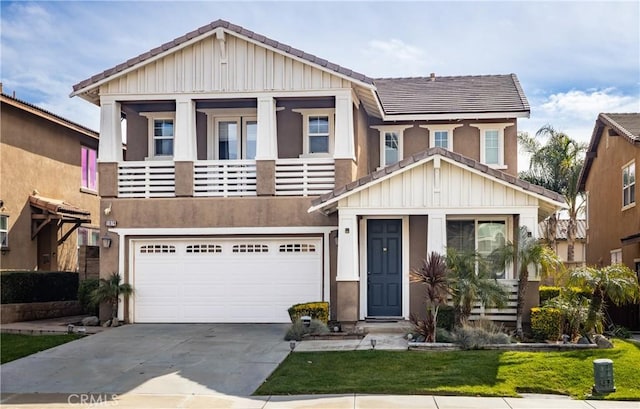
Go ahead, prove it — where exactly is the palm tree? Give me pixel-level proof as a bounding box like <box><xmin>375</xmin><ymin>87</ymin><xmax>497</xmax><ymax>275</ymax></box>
<box><xmin>91</xmin><ymin>272</ymin><xmax>134</xmax><ymax>326</ymax></box>
<box><xmin>410</xmin><ymin>252</ymin><xmax>450</xmax><ymax>342</ymax></box>
<box><xmin>445</xmin><ymin>248</ymin><xmax>509</xmax><ymax>326</ymax></box>
<box><xmin>491</xmin><ymin>226</ymin><xmax>564</xmax><ymax>338</ymax></box>
<box><xmin>568</xmin><ymin>264</ymin><xmax>640</xmax><ymax>334</ymax></box>
<box><xmin>518</xmin><ymin>125</ymin><xmax>587</xmax><ymax>262</ymax></box>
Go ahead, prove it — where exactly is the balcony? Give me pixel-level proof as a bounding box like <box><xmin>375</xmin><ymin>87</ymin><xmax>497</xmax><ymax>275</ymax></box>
<box><xmin>115</xmin><ymin>158</ymin><xmax>335</xmax><ymax>199</ymax></box>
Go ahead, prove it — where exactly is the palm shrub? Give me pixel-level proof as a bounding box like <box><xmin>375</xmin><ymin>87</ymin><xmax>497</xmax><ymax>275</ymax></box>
<box><xmin>91</xmin><ymin>272</ymin><xmax>134</xmax><ymax>326</ymax></box>
<box><xmin>543</xmin><ymin>290</ymin><xmax>591</xmax><ymax>339</ymax></box>
<box><xmin>445</xmin><ymin>248</ymin><xmax>509</xmax><ymax>326</ymax></box>
<box><xmin>409</xmin><ymin>252</ymin><xmax>450</xmax><ymax>342</ymax></box>
<box><xmin>78</xmin><ymin>278</ymin><xmax>100</xmax><ymax>315</ymax></box>
<box><xmin>568</xmin><ymin>264</ymin><xmax>640</xmax><ymax>334</ymax></box>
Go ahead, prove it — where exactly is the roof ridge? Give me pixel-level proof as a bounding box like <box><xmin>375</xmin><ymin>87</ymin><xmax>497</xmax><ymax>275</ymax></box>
<box><xmin>374</xmin><ymin>74</ymin><xmax>513</xmax><ymax>81</ymax></box>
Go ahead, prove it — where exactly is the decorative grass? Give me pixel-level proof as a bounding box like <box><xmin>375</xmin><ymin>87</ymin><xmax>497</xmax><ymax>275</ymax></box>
<box><xmin>1</xmin><ymin>333</ymin><xmax>82</xmax><ymax>364</ymax></box>
<box><xmin>255</xmin><ymin>339</ymin><xmax>640</xmax><ymax>400</ymax></box>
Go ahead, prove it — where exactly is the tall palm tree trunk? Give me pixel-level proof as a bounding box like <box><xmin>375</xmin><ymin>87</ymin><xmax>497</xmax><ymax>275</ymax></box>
<box><xmin>515</xmin><ymin>269</ymin><xmax>528</xmax><ymax>339</ymax></box>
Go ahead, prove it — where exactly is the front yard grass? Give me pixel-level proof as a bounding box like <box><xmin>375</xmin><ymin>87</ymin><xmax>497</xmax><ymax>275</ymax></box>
<box><xmin>255</xmin><ymin>339</ymin><xmax>640</xmax><ymax>400</ymax></box>
<box><xmin>1</xmin><ymin>333</ymin><xmax>82</xmax><ymax>364</ymax></box>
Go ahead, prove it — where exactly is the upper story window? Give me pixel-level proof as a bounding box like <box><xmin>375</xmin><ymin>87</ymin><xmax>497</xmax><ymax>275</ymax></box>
<box><xmin>471</xmin><ymin>123</ymin><xmax>513</xmax><ymax>169</ymax></box>
<box><xmin>199</xmin><ymin>109</ymin><xmax>258</xmax><ymax>160</ymax></box>
<box><xmin>611</xmin><ymin>248</ymin><xmax>622</xmax><ymax>264</ymax></box>
<box><xmin>78</xmin><ymin>227</ymin><xmax>100</xmax><ymax>246</ymax></box>
<box><xmin>293</xmin><ymin>108</ymin><xmax>335</xmax><ymax>157</ymax></box>
<box><xmin>0</xmin><ymin>215</ymin><xmax>8</xmax><ymax>250</ymax></box>
<box><xmin>81</xmin><ymin>146</ymin><xmax>97</xmax><ymax>191</ymax></box>
<box><xmin>419</xmin><ymin>124</ymin><xmax>462</xmax><ymax>151</ymax></box>
<box><xmin>446</xmin><ymin>218</ymin><xmax>508</xmax><ymax>279</ymax></box>
<box><xmin>142</xmin><ymin>112</ymin><xmax>176</xmax><ymax>159</ymax></box>
<box><xmin>372</xmin><ymin>125</ymin><xmax>412</xmax><ymax>168</ymax></box>
<box><xmin>622</xmin><ymin>160</ymin><xmax>635</xmax><ymax>209</ymax></box>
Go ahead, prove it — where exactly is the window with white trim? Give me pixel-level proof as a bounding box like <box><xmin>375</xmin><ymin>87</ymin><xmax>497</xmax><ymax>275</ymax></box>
<box><xmin>611</xmin><ymin>248</ymin><xmax>622</xmax><ymax>264</ymax></box>
<box><xmin>622</xmin><ymin>160</ymin><xmax>635</xmax><ymax>208</ymax></box>
<box><xmin>200</xmin><ymin>109</ymin><xmax>258</xmax><ymax>160</ymax></box>
<box><xmin>78</xmin><ymin>227</ymin><xmax>100</xmax><ymax>246</ymax></box>
<box><xmin>471</xmin><ymin>123</ymin><xmax>512</xmax><ymax>168</ymax></box>
<box><xmin>293</xmin><ymin>108</ymin><xmax>335</xmax><ymax>157</ymax></box>
<box><xmin>372</xmin><ymin>125</ymin><xmax>411</xmax><ymax>168</ymax></box>
<box><xmin>420</xmin><ymin>124</ymin><xmax>462</xmax><ymax>151</ymax></box>
<box><xmin>446</xmin><ymin>218</ymin><xmax>509</xmax><ymax>279</ymax></box>
<box><xmin>0</xmin><ymin>215</ymin><xmax>8</xmax><ymax>250</ymax></box>
<box><xmin>142</xmin><ymin>112</ymin><xmax>176</xmax><ymax>159</ymax></box>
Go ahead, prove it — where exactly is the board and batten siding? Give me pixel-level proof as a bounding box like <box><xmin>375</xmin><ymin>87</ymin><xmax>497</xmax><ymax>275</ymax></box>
<box><xmin>342</xmin><ymin>160</ymin><xmax>538</xmax><ymax>210</ymax></box>
<box><xmin>101</xmin><ymin>33</ymin><xmax>351</xmax><ymax>95</ymax></box>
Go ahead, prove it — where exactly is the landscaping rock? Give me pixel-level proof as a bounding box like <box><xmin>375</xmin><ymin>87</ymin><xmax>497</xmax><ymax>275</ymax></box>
<box><xmin>102</xmin><ymin>319</ymin><xmax>112</xmax><ymax>327</ymax></box>
<box><xmin>593</xmin><ymin>334</ymin><xmax>614</xmax><ymax>349</ymax></box>
<box><xmin>81</xmin><ymin>316</ymin><xmax>100</xmax><ymax>326</ymax></box>
<box><xmin>577</xmin><ymin>335</ymin><xmax>592</xmax><ymax>344</ymax></box>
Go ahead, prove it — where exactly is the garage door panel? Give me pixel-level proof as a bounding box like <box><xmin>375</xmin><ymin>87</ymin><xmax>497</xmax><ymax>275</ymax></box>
<box><xmin>133</xmin><ymin>238</ymin><xmax>323</xmax><ymax>323</ymax></box>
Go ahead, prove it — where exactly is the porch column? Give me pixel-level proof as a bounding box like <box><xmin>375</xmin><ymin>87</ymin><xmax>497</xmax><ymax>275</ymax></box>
<box><xmin>427</xmin><ymin>211</ymin><xmax>447</xmax><ymax>255</ymax></box>
<box><xmin>98</xmin><ymin>100</ymin><xmax>123</xmax><ymax>162</ymax></box>
<box><xmin>519</xmin><ymin>208</ymin><xmax>539</xmax><ymax>239</ymax></box>
<box><xmin>174</xmin><ymin>97</ymin><xmax>197</xmax><ymax>161</ymax></box>
<box><xmin>334</xmin><ymin>91</ymin><xmax>355</xmax><ymax>160</ymax></box>
<box><xmin>255</xmin><ymin>96</ymin><xmax>277</xmax><ymax>160</ymax></box>
<box><xmin>336</xmin><ymin>213</ymin><xmax>359</xmax><ymax>322</ymax></box>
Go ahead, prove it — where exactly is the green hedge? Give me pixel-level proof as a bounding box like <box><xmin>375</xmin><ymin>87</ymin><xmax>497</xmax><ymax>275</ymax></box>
<box><xmin>288</xmin><ymin>301</ymin><xmax>329</xmax><ymax>324</ymax></box>
<box><xmin>0</xmin><ymin>271</ymin><xmax>79</xmax><ymax>304</ymax></box>
<box><xmin>436</xmin><ymin>305</ymin><xmax>455</xmax><ymax>330</ymax></box>
<box><xmin>530</xmin><ymin>307</ymin><xmax>562</xmax><ymax>341</ymax></box>
<box><xmin>539</xmin><ymin>286</ymin><xmax>592</xmax><ymax>304</ymax></box>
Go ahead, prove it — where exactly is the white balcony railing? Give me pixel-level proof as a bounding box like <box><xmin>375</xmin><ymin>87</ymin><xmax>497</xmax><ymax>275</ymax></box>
<box><xmin>118</xmin><ymin>161</ymin><xmax>176</xmax><ymax>198</ymax></box>
<box><xmin>275</xmin><ymin>158</ymin><xmax>335</xmax><ymax>196</ymax></box>
<box><xmin>193</xmin><ymin>160</ymin><xmax>257</xmax><ymax>197</ymax></box>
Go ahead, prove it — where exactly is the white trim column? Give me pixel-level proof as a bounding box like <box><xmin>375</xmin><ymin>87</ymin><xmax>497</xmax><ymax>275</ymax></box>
<box><xmin>427</xmin><ymin>211</ymin><xmax>447</xmax><ymax>255</ymax></box>
<box><xmin>256</xmin><ymin>96</ymin><xmax>277</xmax><ymax>160</ymax></box>
<box><xmin>334</xmin><ymin>92</ymin><xmax>355</xmax><ymax>160</ymax></box>
<box><xmin>99</xmin><ymin>100</ymin><xmax>123</xmax><ymax>162</ymax></box>
<box><xmin>336</xmin><ymin>214</ymin><xmax>359</xmax><ymax>281</ymax></box>
<box><xmin>174</xmin><ymin>97</ymin><xmax>197</xmax><ymax>161</ymax></box>
<box><xmin>519</xmin><ymin>208</ymin><xmax>538</xmax><ymax>239</ymax></box>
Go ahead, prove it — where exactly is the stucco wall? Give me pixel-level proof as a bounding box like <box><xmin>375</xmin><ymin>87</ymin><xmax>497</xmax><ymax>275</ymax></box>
<box><xmin>0</xmin><ymin>100</ymin><xmax>100</xmax><ymax>271</ymax></box>
<box><xmin>585</xmin><ymin>127</ymin><xmax>640</xmax><ymax>268</ymax></box>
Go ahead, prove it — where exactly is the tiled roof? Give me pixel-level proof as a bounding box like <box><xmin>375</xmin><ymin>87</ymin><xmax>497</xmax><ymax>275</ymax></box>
<box><xmin>310</xmin><ymin>147</ymin><xmax>564</xmax><ymax>211</ymax></box>
<box><xmin>72</xmin><ymin>19</ymin><xmax>374</xmax><ymax>94</ymax></box>
<box><xmin>373</xmin><ymin>74</ymin><xmax>530</xmax><ymax>115</ymax></box>
<box><xmin>538</xmin><ymin>219</ymin><xmax>586</xmax><ymax>240</ymax></box>
<box><xmin>29</xmin><ymin>195</ymin><xmax>91</xmax><ymax>218</ymax></box>
<box><xmin>578</xmin><ymin>112</ymin><xmax>640</xmax><ymax>190</ymax></box>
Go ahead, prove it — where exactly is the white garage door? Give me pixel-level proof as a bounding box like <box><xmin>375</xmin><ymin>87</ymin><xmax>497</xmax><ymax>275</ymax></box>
<box><xmin>132</xmin><ymin>237</ymin><xmax>323</xmax><ymax>323</ymax></box>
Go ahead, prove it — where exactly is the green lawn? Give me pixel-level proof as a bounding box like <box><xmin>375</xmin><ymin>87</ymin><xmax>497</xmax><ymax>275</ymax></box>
<box><xmin>256</xmin><ymin>339</ymin><xmax>640</xmax><ymax>400</ymax></box>
<box><xmin>1</xmin><ymin>333</ymin><xmax>82</xmax><ymax>364</ymax></box>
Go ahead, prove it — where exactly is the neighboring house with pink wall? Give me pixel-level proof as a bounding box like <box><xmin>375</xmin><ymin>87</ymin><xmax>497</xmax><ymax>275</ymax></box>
<box><xmin>538</xmin><ymin>218</ymin><xmax>586</xmax><ymax>269</ymax></box>
<box><xmin>71</xmin><ymin>20</ymin><xmax>563</xmax><ymax>325</ymax></box>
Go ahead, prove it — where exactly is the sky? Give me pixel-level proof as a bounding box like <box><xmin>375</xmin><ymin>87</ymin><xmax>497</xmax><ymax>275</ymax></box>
<box><xmin>1</xmin><ymin>0</ymin><xmax>639</xmax><ymax>170</ymax></box>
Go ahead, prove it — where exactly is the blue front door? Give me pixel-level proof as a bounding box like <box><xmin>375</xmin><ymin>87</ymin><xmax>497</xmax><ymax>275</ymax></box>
<box><xmin>367</xmin><ymin>219</ymin><xmax>402</xmax><ymax>317</ymax></box>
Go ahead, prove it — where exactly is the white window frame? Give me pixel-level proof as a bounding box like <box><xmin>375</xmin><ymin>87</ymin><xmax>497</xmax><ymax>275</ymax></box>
<box><xmin>611</xmin><ymin>248</ymin><xmax>622</xmax><ymax>265</ymax></box>
<box><xmin>446</xmin><ymin>216</ymin><xmax>511</xmax><ymax>279</ymax></box>
<box><xmin>199</xmin><ymin>108</ymin><xmax>258</xmax><ymax>160</ymax></box>
<box><xmin>622</xmin><ymin>160</ymin><xmax>635</xmax><ymax>210</ymax></box>
<box><xmin>141</xmin><ymin>112</ymin><xmax>176</xmax><ymax>160</ymax></box>
<box><xmin>293</xmin><ymin>108</ymin><xmax>335</xmax><ymax>158</ymax></box>
<box><xmin>470</xmin><ymin>123</ymin><xmax>512</xmax><ymax>169</ymax></box>
<box><xmin>0</xmin><ymin>214</ymin><xmax>8</xmax><ymax>250</ymax></box>
<box><xmin>420</xmin><ymin>124</ymin><xmax>463</xmax><ymax>150</ymax></box>
<box><xmin>372</xmin><ymin>125</ymin><xmax>412</xmax><ymax>168</ymax></box>
<box><xmin>78</xmin><ymin>227</ymin><xmax>100</xmax><ymax>247</ymax></box>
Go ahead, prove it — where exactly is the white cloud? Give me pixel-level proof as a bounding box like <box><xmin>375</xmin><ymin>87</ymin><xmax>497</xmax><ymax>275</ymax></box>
<box><xmin>540</xmin><ymin>89</ymin><xmax>639</xmax><ymax>121</ymax></box>
<box><xmin>362</xmin><ymin>39</ymin><xmax>429</xmax><ymax>77</ymax></box>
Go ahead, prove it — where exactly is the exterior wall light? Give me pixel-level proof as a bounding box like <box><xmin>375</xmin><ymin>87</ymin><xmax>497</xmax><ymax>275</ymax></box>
<box><xmin>101</xmin><ymin>236</ymin><xmax>112</xmax><ymax>248</ymax></box>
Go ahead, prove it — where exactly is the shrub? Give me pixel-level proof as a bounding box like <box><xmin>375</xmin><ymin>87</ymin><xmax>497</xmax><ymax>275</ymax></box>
<box><xmin>539</xmin><ymin>286</ymin><xmax>591</xmax><ymax>304</ymax></box>
<box><xmin>284</xmin><ymin>319</ymin><xmax>329</xmax><ymax>341</ymax></box>
<box><xmin>0</xmin><ymin>271</ymin><xmax>79</xmax><ymax>304</ymax></box>
<box><xmin>436</xmin><ymin>305</ymin><xmax>455</xmax><ymax>330</ymax></box>
<box><xmin>607</xmin><ymin>325</ymin><xmax>632</xmax><ymax>339</ymax></box>
<box><xmin>543</xmin><ymin>295</ymin><xmax>590</xmax><ymax>339</ymax></box>
<box><xmin>453</xmin><ymin>320</ymin><xmax>511</xmax><ymax>349</ymax></box>
<box><xmin>77</xmin><ymin>278</ymin><xmax>100</xmax><ymax>315</ymax></box>
<box><xmin>436</xmin><ymin>327</ymin><xmax>455</xmax><ymax>343</ymax></box>
<box><xmin>530</xmin><ymin>307</ymin><xmax>562</xmax><ymax>341</ymax></box>
<box><xmin>288</xmin><ymin>301</ymin><xmax>329</xmax><ymax>324</ymax></box>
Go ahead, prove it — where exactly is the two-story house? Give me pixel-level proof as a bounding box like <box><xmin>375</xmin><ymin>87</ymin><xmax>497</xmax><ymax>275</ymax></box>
<box><xmin>71</xmin><ymin>20</ymin><xmax>564</xmax><ymax>325</ymax></box>
<box><xmin>579</xmin><ymin>113</ymin><xmax>639</xmax><ymax>330</ymax></box>
<box><xmin>0</xmin><ymin>87</ymin><xmax>100</xmax><ymax>274</ymax></box>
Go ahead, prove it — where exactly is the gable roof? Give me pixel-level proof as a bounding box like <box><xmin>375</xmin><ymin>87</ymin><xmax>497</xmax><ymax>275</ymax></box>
<box><xmin>374</xmin><ymin>74</ymin><xmax>530</xmax><ymax>117</ymax></box>
<box><xmin>309</xmin><ymin>147</ymin><xmax>565</xmax><ymax>214</ymax></box>
<box><xmin>1</xmin><ymin>91</ymin><xmax>98</xmax><ymax>139</ymax></box>
<box><xmin>578</xmin><ymin>113</ymin><xmax>640</xmax><ymax>190</ymax></box>
<box><xmin>71</xmin><ymin>19</ymin><xmax>374</xmax><ymax>98</ymax></box>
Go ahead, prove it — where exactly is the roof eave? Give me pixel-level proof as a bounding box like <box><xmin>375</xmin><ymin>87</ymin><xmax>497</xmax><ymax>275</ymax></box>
<box><xmin>381</xmin><ymin>110</ymin><xmax>530</xmax><ymax>121</ymax></box>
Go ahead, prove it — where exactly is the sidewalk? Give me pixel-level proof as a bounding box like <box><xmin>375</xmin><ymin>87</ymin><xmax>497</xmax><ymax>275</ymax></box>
<box><xmin>1</xmin><ymin>392</ymin><xmax>638</xmax><ymax>409</ymax></box>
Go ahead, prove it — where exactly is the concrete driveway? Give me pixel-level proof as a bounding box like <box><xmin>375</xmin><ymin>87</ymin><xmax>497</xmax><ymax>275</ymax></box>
<box><xmin>1</xmin><ymin>324</ymin><xmax>290</xmax><ymax>396</ymax></box>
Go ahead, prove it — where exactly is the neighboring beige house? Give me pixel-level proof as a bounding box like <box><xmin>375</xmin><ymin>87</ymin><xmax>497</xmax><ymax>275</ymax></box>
<box><xmin>538</xmin><ymin>218</ymin><xmax>586</xmax><ymax>269</ymax></box>
<box><xmin>579</xmin><ymin>113</ymin><xmax>640</xmax><ymax>330</ymax></box>
<box><xmin>71</xmin><ymin>19</ymin><xmax>564</xmax><ymax>325</ymax></box>
<box><xmin>0</xmin><ymin>87</ymin><xmax>100</xmax><ymax>274</ymax></box>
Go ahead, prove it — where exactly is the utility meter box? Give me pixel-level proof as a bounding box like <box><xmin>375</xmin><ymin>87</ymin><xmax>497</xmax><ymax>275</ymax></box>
<box><xmin>593</xmin><ymin>358</ymin><xmax>615</xmax><ymax>394</ymax></box>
